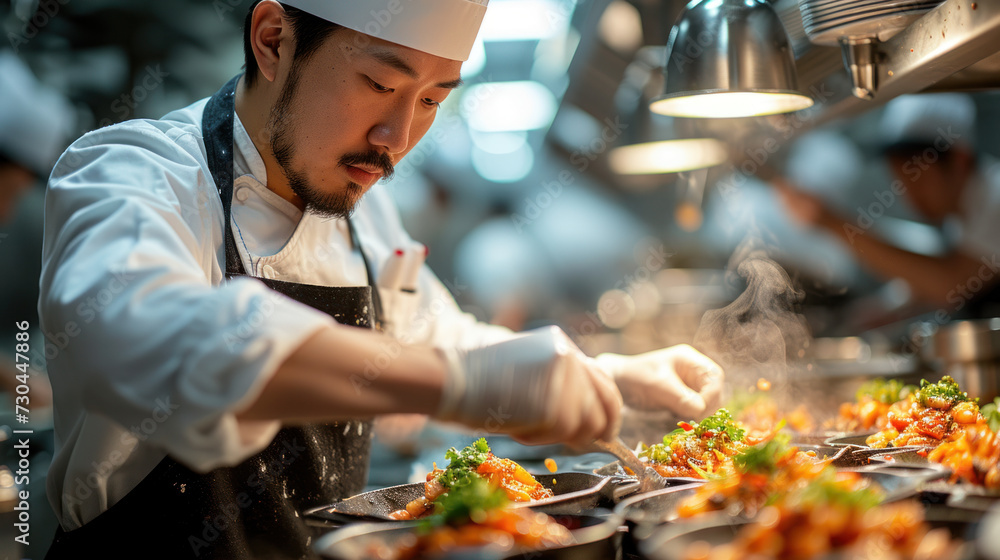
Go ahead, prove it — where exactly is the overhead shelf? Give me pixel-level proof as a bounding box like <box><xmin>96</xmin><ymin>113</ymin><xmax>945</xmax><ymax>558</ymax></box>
<box><xmin>796</xmin><ymin>0</ymin><xmax>1000</xmax><ymax>125</ymax></box>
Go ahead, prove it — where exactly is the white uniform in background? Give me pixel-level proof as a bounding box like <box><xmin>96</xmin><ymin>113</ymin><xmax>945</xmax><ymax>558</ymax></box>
<box><xmin>40</xmin><ymin>99</ymin><xmax>512</xmax><ymax>530</ymax></box>
<box><xmin>881</xmin><ymin>94</ymin><xmax>1000</xmax><ymax>261</ymax></box>
<box><xmin>952</xmin><ymin>162</ymin><xmax>1000</xmax><ymax>260</ymax></box>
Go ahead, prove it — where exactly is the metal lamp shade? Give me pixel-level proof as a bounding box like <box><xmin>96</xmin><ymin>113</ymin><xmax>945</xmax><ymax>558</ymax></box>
<box><xmin>650</xmin><ymin>0</ymin><xmax>813</xmax><ymax>118</ymax></box>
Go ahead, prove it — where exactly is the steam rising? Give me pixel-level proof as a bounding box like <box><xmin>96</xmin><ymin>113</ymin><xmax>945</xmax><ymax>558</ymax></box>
<box><xmin>695</xmin><ymin>234</ymin><xmax>811</xmax><ymax>397</ymax></box>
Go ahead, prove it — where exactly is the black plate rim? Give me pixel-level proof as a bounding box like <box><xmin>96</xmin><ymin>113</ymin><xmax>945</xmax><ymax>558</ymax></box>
<box><xmin>312</xmin><ymin>508</ymin><xmax>624</xmax><ymax>560</ymax></box>
<box><xmin>307</xmin><ymin>472</ymin><xmax>617</xmax><ymax>523</ymax></box>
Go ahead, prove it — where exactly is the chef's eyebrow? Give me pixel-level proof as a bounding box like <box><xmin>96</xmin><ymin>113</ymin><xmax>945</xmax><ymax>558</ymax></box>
<box><xmin>365</xmin><ymin>48</ymin><xmax>464</xmax><ymax>90</ymax></box>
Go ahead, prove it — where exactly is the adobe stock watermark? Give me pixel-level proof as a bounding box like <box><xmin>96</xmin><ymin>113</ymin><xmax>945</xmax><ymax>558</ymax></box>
<box><xmin>63</xmin><ymin>396</ymin><xmax>180</xmax><ymax>510</ymax></box>
<box><xmin>469</xmin><ymin>404</ymin><xmax>515</xmax><ymax>438</ymax></box>
<box><xmin>891</xmin><ymin>252</ymin><xmax>1000</xmax><ymax>370</ymax></box>
<box><xmin>510</xmin><ymin>115</ymin><xmax>628</xmax><ymax>232</ymax></box>
<box><xmin>213</xmin><ymin>0</ymin><xmax>252</xmax><ymax>21</ymax></box>
<box><xmin>188</xmin><ymin>437</ymin><xmax>307</xmax><ymax>556</ymax></box>
<box><xmin>7</xmin><ymin>0</ymin><xmax>70</xmax><ymax>53</ymax></box>
<box><xmin>392</xmin><ymin>75</ymin><xmax>498</xmax><ymax>181</ymax></box>
<box><xmin>97</xmin><ymin>64</ymin><xmax>170</xmax><ymax>128</ymax></box>
<box><xmin>34</xmin><ymin>270</ymin><xmax>136</xmax><ymax>369</ymax></box>
<box><xmin>566</xmin><ymin>243</ymin><xmax>670</xmax><ymax>341</ymax></box>
<box><xmin>668</xmin><ymin>22</ymin><xmax>719</xmax><ymax>72</ymax></box>
<box><xmin>222</xmin><ymin>289</ymin><xmax>284</xmax><ymax>353</ymax></box>
<box><xmin>715</xmin><ymin>83</ymin><xmax>835</xmax><ymax>202</ymax></box>
<box><xmin>349</xmin><ymin>277</ymin><xmax>469</xmax><ymax>394</ymax></box>
<box><xmin>842</xmin><ymin>126</ymin><xmax>963</xmax><ymax>244</ymax></box>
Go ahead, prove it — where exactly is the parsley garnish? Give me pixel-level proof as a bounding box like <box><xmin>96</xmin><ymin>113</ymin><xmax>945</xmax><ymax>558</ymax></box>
<box><xmin>437</xmin><ymin>438</ymin><xmax>491</xmax><ymax>489</ymax></box>
<box><xmin>694</xmin><ymin>408</ymin><xmax>746</xmax><ymax>445</ymax></box>
<box><xmin>417</xmin><ymin>475</ymin><xmax>509</xmax><ymax>532</ymax></box>
<box><xmin>916</xmin><ymin>376</ymin><xmax>974</xmax><ymax>407</ymax></box>
<box><xmin>734</xmin><ymin>433</ymin><xmax>792</xmax><ymax>474</ymax></box>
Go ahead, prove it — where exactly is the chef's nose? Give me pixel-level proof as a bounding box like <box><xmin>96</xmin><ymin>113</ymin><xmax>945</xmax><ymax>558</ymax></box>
<box><xmin>368</xmin><ymin>103</ymin><xmax>414</xmax><ymax>155</ymax></box>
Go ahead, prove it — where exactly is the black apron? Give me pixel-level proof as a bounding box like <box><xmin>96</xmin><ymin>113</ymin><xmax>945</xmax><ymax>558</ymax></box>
<box><xmin>46</xmin><ymin>75</ymin><xmax>380</xmax><ymax>560</ymax></box>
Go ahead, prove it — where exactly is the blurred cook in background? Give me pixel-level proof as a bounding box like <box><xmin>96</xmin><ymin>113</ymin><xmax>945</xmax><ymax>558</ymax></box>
<box><xmin>774</xmin><ymin>93</ymin><xmax>1000</xmax><ymax>318</ymax></box>
<box><xmin>0</xmin><ymin>50</ymin><xmax>74</xmax><ymax>407</ymax></box>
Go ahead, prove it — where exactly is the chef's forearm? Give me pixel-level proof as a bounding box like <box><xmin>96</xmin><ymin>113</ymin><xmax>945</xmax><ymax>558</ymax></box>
<box><xmin>818</xmin><ymin>212</ymin><xmax>985</xmax><ymax>305</ymax></box>
<box><xmin>235</xmin><ymin>325</ymin><xmax>446</xmax><ymax>423</ymax></box>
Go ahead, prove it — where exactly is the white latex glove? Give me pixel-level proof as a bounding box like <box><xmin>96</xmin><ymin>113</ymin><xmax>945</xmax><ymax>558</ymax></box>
<box><xmin>596</xmin><ymin>344</ymin><xmax>724</xmax><ymax>419</ymax></box>
<box><xmin>435</xmin><ymin>326</ymin><xmax>622</xmax><ymax>447</ymax></box>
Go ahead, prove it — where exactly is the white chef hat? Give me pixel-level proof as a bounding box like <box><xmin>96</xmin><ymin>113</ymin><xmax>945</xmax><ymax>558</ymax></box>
<box><xmin>279</xmin><ymin>0</ymin><xmax>488</xmax><ymax>61</ymax></box>
<box><xmin>0</xmin><ymin>51</ymin><xmax>75</xmax><ymax>177</ymax></box>
<box><xmin>879</xmin><ymin>93</ymin><xmax>976</xmax><ymax>152</ymax></box>
<box><xmin>786</xmin><ymin>130</ymin><xmax>862</xmax><ymax>193</ymax></box>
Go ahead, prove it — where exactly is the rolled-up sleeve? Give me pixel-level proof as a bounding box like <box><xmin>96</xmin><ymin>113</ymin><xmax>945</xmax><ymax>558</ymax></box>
<box><xmin>40</xmin><ymin>122</ymin><xmax>336</xmax><ymax>472</ymax></box>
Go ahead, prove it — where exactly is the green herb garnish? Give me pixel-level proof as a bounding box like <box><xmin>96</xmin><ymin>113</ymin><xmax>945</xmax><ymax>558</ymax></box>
<box><xmin>916</xmin><ymin>376</ymin><xmax>974</xmax><ymax>407</ymax></box>
<box><xmin>418</xmin><ymin>475</ymin><xmax>509</xmax><ymax>532</ymax></box>
<box><xmin>688</xmin><ymin>408</ymin><xmax>746</xmax><ymax>448</ymax></box>
<box><xmin>796</xmin><ymin>469</ymin><xmax>882</xmax><ymax>510</ymax></box>
<box><xmin>734</xmin><ymin>433</ymin><xmax>792</xmax><ymax>474</ymax></box>
<box><xmin>981</xmin><ymin>397</ymin><xmax>1000</xmax><ymax>433</ymax></box>
<box><xmin>856</xmin><ymin>378</ymin><xmax>915</xmax><ymax>404</ymax></box>
<box><xmin>437</xmin><ymin>438</ymin><xmax>491</xmax><ymax>489</ymax></box>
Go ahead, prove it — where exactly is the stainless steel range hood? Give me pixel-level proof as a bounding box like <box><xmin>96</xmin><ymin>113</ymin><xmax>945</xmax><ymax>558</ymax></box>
<box><xmin>785</xmin><ymin>0</ymin><xmax>1000</xmax><ymax>125</ymax></box>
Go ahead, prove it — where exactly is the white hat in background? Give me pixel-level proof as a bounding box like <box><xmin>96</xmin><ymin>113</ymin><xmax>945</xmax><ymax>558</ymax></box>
<box><xmin>0</xmin><ymin>50</ymin><xmax>75</xmax><ymax>177</ymax></box>
<box><xmin>279</xmin><ymin>0</ymin><xmax>488</xmax><ymax>61</ymax></box>
<box><xmin>786</xmin><ymin>130</ymin><xmax>863</xmax><ymax>194</ymax></box>
<box><xmin>878</xmin><ymin>93</ymin><xmax>976</xmax><ymax>151</ymax></box>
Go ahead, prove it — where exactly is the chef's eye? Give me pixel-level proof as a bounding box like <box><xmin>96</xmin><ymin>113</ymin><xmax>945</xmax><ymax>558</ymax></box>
<box><xmin>367</xmin><ymin>77</ymin><xmax>393</xmax><ymax>93</ymax></box>
<box><xmin>422</xmin><ymin>98</ymin><xmax>440</xmax><ymax>108</ymax></box>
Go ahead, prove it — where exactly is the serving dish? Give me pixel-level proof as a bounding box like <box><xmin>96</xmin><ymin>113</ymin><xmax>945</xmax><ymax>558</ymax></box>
<box><xmin>305</xmin><ymin>472</ymin><xmax>628</xmax><ymax>523</ymax></box>
<box><xmin>594</xmin><ymin>442</ymin><xmax>855</xmax><ymax>479</ymax></box>
<box><xmin>613</xmin><ymin>462</ymin><xmax>944</xmax><ymax>530</ymax></box>
<box><xmin>639</xmin><ymin>506</ymin><xmax>973</xmax><ymax>560</ymax></box>
<box><xmin>313</xmin><ymin>509</ymin><xmax>623</xmax><ymax>560</ymax></box>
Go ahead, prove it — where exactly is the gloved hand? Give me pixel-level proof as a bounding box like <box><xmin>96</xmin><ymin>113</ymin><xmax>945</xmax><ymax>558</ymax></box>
<box><xmin>435</xmin><ymin>326</ymin><xmax>622</xmax><ymax>447</ymax></box>
<box><xmin>596</xmin><ymin>344</ymin><xmax>724</xmax><ymax>419</ymax></box>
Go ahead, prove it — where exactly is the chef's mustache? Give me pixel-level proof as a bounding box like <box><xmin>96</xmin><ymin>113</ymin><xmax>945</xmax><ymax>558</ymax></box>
<box><xmin>340</xmin><ymin>151</ymin><xmax>395</xmax><ymax>181</ymax></box>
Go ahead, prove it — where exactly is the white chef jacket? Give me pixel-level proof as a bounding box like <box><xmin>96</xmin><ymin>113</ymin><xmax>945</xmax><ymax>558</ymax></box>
<box><xmin>40</xmin><ymin>95</ymin><xmax>512</xmax><ymax>530</ymax></box>
<box><xmin>955</xmin><ymin>166</ymin><xmax>1000</xmax><ymax>261</ymax></box>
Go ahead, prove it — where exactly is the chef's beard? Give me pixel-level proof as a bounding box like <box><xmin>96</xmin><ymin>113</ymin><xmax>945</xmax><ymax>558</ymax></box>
<box><xmin>265</xmin><ymin>62</ymin><xmax>395</xmax><ymax>219</ymax></box>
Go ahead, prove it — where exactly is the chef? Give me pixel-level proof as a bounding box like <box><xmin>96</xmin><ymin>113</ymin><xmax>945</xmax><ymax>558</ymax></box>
<box><xmin>39</xmin><ymin>1</ymin><xmax>724</xmax><ymax>558</ymax></box>
<box><xmin>775</xmin><ymin>93</ymin><xmax>1000</xmax><ymax>317</ymax></box>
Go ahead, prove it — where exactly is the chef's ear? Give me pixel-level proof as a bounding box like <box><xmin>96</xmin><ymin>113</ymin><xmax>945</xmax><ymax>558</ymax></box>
<box><xmin>248</xmin><ymin>0</ymin><xmax>290</xmax><ymax>84</ymax></box>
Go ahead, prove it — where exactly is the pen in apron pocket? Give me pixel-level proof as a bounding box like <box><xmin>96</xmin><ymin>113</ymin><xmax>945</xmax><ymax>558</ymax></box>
<box><xmin>377</xmin><ymin>248</ymin><xmax>406</xmax><ymax>291</ymax></box>
<box><xmin>400</xmin><ymin>242</ymin><xmax>428</xmax><ymax>294</ymax></box>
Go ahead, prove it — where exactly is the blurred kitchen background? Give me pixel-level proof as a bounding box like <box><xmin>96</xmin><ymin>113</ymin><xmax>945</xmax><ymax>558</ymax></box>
<box><xmin>2</xmin><ymin>0</ymin><xmax>1000</xmax><ymax>555</ymax></box>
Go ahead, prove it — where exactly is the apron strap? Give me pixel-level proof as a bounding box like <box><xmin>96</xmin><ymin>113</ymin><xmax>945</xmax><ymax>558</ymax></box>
<box><xmin>202</xmin><ymin>74</ymin><xmax>384</xmax><ymax>326</ymax></box>
<box><xmin>202</xmin><ymin>74</ymin><xmax>246</xmax><ymax>277</ymax></box>
<box><xmin>347</xmin><ymin>219</ymin><xmax>384</xmax><ymax>327</ymax></box>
